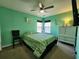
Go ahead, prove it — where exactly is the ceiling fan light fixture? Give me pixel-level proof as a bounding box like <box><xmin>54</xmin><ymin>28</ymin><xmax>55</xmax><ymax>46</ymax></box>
<box><xmin>40</xmin><ymin>10</ymin><xmax>45</xmax><ymax>13</ymax></box>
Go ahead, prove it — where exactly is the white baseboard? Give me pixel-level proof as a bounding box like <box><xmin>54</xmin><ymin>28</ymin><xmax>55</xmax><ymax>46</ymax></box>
<box><xmin>0</xmin><ymin>48</ymin><xmax>1</xmax><ymax>51</ymax></box>
<box><xmin>2</xmin><ymin>44</ymin><xmax>12</xmax><ymax>48</ymax></box>
<box><xmin>58</xmin><ymin>40</ymin><xmax>74</xmax><ymax>45</ymax></box>
<box><xmin>2</xmin><ymin>42</ymin><xmax>19</xmax><ymax>48</ymax></box>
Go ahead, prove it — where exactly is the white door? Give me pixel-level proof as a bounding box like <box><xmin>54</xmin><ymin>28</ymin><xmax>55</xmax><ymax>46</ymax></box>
<box><xmin>0</xmin><ymin>25</ymin><xmax>1</xmax><ymax>51</ymax></box>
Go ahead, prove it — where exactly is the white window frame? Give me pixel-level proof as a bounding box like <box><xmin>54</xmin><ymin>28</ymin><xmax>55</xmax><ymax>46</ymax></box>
<box><xmin>44</xmin><ymin>22</ymin><xmax>51</xmax><ymax>33</ymax></box>
<box><xmin>37</xmin><ymin>22</ymin><xmax>42</xmax><ymax>33</ymax></box>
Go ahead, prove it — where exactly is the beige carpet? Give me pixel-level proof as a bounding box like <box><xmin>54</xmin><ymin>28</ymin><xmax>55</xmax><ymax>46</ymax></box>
<box><xmin>44</xmin><ymin>42</ymin><xmax>75</xmax><ymax>59</ymax></box>
<box><xmin>0</xmin><ymin>42</ymin><xmax>75</xmax><ymax>59</ymax></box>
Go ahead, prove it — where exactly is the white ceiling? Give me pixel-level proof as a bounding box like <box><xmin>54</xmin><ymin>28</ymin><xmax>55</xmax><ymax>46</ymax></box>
<box><xmin>0</xmin><ymin>0</ymin><xmax>79</xmax><ymax>17</ymax></box>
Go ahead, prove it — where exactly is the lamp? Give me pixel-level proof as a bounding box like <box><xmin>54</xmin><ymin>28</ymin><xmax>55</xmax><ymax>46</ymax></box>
<box><xmin>64</xmin><ymin>17</ymin><xmax>73</xmax><ymax>26</ymax></box>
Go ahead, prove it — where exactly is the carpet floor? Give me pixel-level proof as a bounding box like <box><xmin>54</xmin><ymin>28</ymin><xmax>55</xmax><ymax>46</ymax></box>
<box><xmin>0</xmin><ymin>42</ymin><xmax>75</xmax><ymax>59</ymax></box>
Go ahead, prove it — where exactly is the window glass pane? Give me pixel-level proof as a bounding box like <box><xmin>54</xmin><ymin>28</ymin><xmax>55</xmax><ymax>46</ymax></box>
<box><xmin>44</xmin><ymin>22</ymin><xmax>51</xmax><ymax>33</ymax></box>
<box><xmin>37</xmin><ymin>22</ymin><xmax>42</xmax><ymax>33</ymax></box>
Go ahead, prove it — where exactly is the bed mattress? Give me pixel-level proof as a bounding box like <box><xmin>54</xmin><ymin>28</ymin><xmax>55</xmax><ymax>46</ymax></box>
<box><xmin>22</xmin><ymin>33</ymin><xmax>56</xmax><ymax>57</ymax></box>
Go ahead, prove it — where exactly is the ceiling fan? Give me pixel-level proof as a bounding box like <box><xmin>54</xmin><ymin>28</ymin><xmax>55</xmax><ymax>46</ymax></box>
<box><xmin>31</xmin><ymin>2</ymin><xmax>54</xmax><ymax>13</ymax></box>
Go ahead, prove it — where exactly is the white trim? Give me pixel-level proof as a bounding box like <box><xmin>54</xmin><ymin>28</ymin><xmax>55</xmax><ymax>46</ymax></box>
<box><xmin>0</xmin><ymin>25</ymin><xmax>1</xmax><ymax>51</ymax></box>
<box><xmin>0</xmin><ymin>48</ymin><xmax>2</xmax><ymax>51</ymax></box>
<box><xmin>2</xmin><ymin>43</ymin><xmax>12</xmax><ymax>48</ymax></box>
<box><xmin>2</xmin><ymin>42</ymin><xmax>19</xmax><ymax>48</ymax></box>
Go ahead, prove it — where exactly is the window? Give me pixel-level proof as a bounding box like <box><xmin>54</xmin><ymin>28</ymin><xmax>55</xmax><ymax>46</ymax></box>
<box><xmin>44</xmin><ymin>22</ymin><xmax>51</xmax><ymax>33</ymax></box>
<box><xmin>37</xmin><ymin>22</ymin><xmax>42</xmax><ymax>33</ymax></box>
<box><xmin>37</xmin><ymin>20</ymin><xmax>51</xmax><ymax>33</ymax></box>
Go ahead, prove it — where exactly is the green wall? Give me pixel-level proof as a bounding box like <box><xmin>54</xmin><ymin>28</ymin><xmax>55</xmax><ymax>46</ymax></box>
<box><xmin>45</xmin><ymin>11</ymin><xmax>73</xmax><ymax>36</ymax></box>
<box><xmin>76</xmin><ymin>26</ymin><xmax>79</xmax><ymax>59</ymax></box>
<box><xmin>0</xmin><ymin>7</ymin><xmax>41</xmax><ymax>47</ymax></box>
<box><xmin>0</xmin><ymin>6</ymin><xmax>76</xmax><ymax>48</ymax></box>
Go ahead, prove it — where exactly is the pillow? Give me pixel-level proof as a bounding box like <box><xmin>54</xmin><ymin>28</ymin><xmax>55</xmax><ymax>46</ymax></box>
<box><xmin>24</xmin><ymin>32</ymin><xmax>37</xmax><ymax>35</ymax></box>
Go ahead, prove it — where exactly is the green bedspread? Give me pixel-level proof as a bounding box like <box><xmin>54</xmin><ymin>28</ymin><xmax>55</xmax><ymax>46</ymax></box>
<box><xmin>22</xmin><ymin>33</ymin><xmax>56</xmax><ymax>57</ymax></box>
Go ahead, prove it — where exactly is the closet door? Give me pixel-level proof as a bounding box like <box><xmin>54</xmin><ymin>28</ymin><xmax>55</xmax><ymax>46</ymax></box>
<box><xmin>65</xmin><ymin>26</ymin><xmax>76</xmax><ymax>45</ymax></box>
<box><xmin>59</xmin><ymin>26</ymin><xmax>76</xmax><ymax>45</ymax></box>
<box><xmin>0</xmin><ymin>25</ymin><xmax>1</xmax><ymax>51</ymax></box>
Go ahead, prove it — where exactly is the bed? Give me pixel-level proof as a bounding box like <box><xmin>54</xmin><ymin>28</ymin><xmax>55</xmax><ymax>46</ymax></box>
<box><xmin>22</xmin><ymin>32</ymin><xmax>57</xmax><ymax>59</ymax></box>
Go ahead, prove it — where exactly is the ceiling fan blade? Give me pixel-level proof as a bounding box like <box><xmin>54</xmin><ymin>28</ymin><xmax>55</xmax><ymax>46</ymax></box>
<box><xmin>31</xmin><ymin>9</ymin><xmax>36</xmax><ymax>11</ymax></box>
<box><xmin>44</xmin><ymin>5</ymin><xmax>54</xmax><ymax>9</ymax></box>
<box><xmin>39</xmin><ymin>3</ymin><xmax>42</xmax><ymax>8</ymax></box>
<box><xmin>39</xmin><ymin>2</ymin><xmax>44</xmax><ymax>9</ymax></box>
